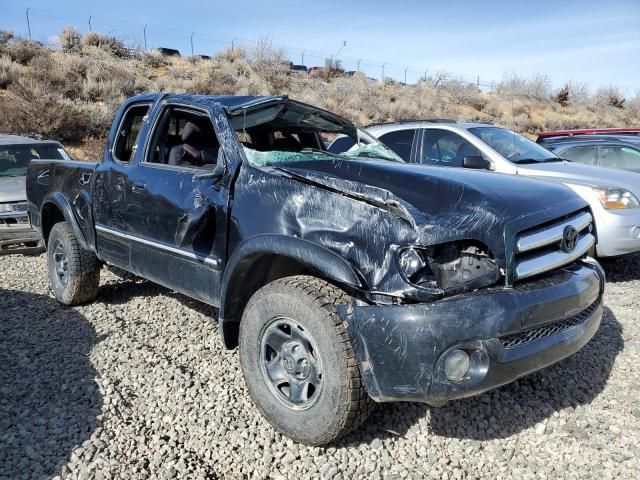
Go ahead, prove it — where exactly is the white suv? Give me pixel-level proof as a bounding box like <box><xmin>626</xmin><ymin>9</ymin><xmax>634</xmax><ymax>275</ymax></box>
<box><xmin>354</xmin><ymin>121</ymin><xmax>640</xmax><ymax>258</ymax></box>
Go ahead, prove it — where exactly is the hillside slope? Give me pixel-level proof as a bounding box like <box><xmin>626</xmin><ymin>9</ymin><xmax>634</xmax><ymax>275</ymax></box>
<box><xmin>1</xmin><ymin>30</ymin><xmax>638</xmax><ymax>160</ymax></box>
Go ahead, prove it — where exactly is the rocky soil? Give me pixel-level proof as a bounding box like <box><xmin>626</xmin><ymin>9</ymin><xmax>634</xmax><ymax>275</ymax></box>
<box><xmin>1</xmin><ymin>254</ymin><xmax>638</xmax><ymax>479</ymax></box>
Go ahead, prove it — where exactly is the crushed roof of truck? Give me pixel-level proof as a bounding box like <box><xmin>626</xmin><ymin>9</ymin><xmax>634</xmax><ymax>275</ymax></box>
<box><xmin>129</xmin><ymin>93</ymin><xmax>357</xmax><ymax>136</ymax></box>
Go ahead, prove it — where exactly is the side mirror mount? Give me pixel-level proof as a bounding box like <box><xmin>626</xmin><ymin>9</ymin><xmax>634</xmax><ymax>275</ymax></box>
<box><xmin>195</xmin><ymin>151</ymin><xmax>226</xmax><ymax>180</ymax></box>
<box><xmin>195</xmin><ymin>161</ymin><xmax>225</xmax><ymax>179</ymax></box>
<box><xmin>462</xmin><ymin>155</ymin><xmax>491</xmax><ymax>170</ymax></box>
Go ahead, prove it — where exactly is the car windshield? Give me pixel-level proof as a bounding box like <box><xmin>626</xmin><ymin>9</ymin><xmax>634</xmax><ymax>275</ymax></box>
<box><xmin>468</xmin><ymin>127</ymin><xmax>559</xmax><ymax>164</ymax></box>
<box><xmin>0</xmin><ymin>143</ymin><xmax>66</xmax><ymax>177</ymax></box>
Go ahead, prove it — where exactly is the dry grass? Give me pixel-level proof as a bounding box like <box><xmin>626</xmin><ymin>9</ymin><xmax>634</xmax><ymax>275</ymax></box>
<box><xmin>0</xmin><ymin>29</ymin><xmax>638</xmax><ymax>158</ymax></box>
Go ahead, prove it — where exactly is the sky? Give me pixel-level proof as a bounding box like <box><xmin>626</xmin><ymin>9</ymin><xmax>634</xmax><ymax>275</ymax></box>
<box><xmin>1</xmin><ymin>0</ymin><xmax>639</xmax><ymax>93</ymax></box>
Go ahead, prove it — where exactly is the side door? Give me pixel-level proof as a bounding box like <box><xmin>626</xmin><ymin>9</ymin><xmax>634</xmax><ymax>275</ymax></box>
<box><xmin>416</xmin><ymin>129</ymin><xmax>483</xmax><ymax>167</ymax></box>
<box><xmin>121</xmin><ymin>102</ymin><xmax>230</xmax><ymax>304</ymax></box>
<box><xmin>377</xmin><ymin>129</ymin><xmax>418</xmax><ymax>162</ymax></box>
<box><xmin>93</xmin><ymin>102</ymin><xmax>152</xmax><ymax>268</ymax></box>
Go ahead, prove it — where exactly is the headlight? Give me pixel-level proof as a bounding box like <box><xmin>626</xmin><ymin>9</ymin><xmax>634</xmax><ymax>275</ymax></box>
<box><xmin>398</xmin><ymin>247</ymin><xmax>427</xmax><ymax>278</ymax></box>
<box><xmin>397</xmin><ymin>244</ymin><xmax>500</xmax><ymax>295</ymax></box>
<box><xmin>0</xmin><ymin>203</ymin><xmax>13</xmax><ymax>213</ymax></box>
<box><xmin>593</xmin><ymin>187</ymin><xmax>640</xmax><ymax>210</ymax></box>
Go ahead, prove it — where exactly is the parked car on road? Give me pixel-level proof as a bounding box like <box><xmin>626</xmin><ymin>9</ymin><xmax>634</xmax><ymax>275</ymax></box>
<box><xmin>365</xmin><ymin>121</ymin><xmax>640</xmax><ymax>258</ymax></box>
<box><xmin>537</xmin><ymin>129</ymin><xmax>640</xmax><ymax>173</ymax></box>
<box><xmin>28</xmin><ymin>94</ymin><xmax>604</xmax><ymax>444</ymax></box>
<box><xmin>1</xmin><ymin>135</ymin><xmax>71</xmax><ymax>255</ymax></box>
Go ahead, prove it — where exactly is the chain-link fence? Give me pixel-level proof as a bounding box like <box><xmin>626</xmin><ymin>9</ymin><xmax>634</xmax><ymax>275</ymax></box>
<box><xmin>0</xmin><ymin>5</ymin><xmax>495</xmax><ymax>88</ymax></box>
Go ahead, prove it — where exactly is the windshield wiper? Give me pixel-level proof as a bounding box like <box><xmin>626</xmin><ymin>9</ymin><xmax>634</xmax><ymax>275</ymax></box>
<box><xmin>511</xmin><ymin>158</ymin><xmax>541</xmax><ymax>164</ymax></box>
<box><xmin>512</xmin><ymin>157</ymin><xmax>563</xmax><ymax>164</ymax></box>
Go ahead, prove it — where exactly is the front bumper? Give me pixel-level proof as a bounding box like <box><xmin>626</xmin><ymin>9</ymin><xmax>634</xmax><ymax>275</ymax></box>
<box><xmin>0</xmin><ymin>226</ymin><xmax>45</xmax><ymax>256</ymax></box>
<box><xmin>593</xmin><ymin>206</ymin><xmax>640</xmax><ymax>257</ymax></box>
<box><xmin>339</xmin><ymin>261</ymin><xmax>604</xmax><ymax>404</ymax></box>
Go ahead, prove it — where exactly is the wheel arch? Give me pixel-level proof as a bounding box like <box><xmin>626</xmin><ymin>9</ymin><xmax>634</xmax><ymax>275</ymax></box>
<box><xmin>41</xmin><ymin>193</ymin><xmax>89</xmax><ymax>250</ymax></box>
<box><xmin>219</xmin><ymin>235</ymin><xmax>365</xmax><ymax>349</ymax></box>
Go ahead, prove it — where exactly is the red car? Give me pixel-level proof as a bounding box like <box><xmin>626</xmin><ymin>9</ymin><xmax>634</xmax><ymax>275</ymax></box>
<box><xmin>537</xmin><ymin>128</ymin><xmax>640</xmax><ymax>142</ymax></box>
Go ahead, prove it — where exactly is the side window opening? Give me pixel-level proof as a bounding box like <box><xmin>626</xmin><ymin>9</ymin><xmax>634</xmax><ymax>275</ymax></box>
<box><xmin>421</xmin><ymin>130</ymin><xmax>481</xmax><ymax>167</ymax></box>
<box><xmin>146</xmin><ymin>107</ymin><xmax>221</xmax><ymax>170</ymax></box>
<box><xmin>114</xmin><ymin>104</ymin><xmax>150</xmax><ymax>163</ymax></box>
<box><xmin>379</xmin><ymin>130</ymin><xmax>414</xmax><ymax>161</ymax></box>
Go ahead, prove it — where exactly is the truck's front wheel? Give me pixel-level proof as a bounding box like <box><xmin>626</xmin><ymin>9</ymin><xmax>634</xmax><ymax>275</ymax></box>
<box><xmin>239</xmin><ymin>276</ymin><xmax>374</xmax><ymax>445</ymax></box>
<box><xmin>47</xmin><ymin>221</ymin><xmax>101</xmax><ymax>305</ymax></box>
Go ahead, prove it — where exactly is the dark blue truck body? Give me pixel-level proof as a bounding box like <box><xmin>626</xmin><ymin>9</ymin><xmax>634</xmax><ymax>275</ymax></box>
<box><xmin>27</xmin><ymin>93</ymin><xmax>604</xmax><ymax>406</ymax></box>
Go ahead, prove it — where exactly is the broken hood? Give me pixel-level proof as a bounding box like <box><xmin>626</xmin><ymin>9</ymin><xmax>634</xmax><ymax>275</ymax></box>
<box><xmin>277</xmin><ymin>158</ymin><xmax>588</xmax><ymax>255</ymax></box>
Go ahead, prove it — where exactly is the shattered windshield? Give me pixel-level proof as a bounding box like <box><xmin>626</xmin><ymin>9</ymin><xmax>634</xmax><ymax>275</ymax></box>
<box><xmin>242</xmin><ymin>142</ymin><xmax>403</xmax><ymax>168</ymax></box>
<box><xmin>227</xmin><ymin>98</ymin><xmax>403</xmax><ymax>167</ymax></box>
<box><xmin>468</xmin><ymin>127</ymin><xmax>560</xmax><ymax>164</ymax></box>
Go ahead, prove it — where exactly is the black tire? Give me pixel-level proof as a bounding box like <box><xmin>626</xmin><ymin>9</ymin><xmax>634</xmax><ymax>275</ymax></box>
<box><xmin>239</xmin><ymin>275</ymin><xmax>374</xmax><ymax>445</ymax></box>
<box><xmin>47</xmin><ymin>221</ymin><xmax>101</xmax><ymax>305</ymax></box>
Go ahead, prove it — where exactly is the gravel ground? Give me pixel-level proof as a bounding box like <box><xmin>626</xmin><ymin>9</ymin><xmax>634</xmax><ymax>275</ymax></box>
<box><xmin>1</xmin><ymin>253</ymin><xmax>638</xmax><ymax>480</ymax></box>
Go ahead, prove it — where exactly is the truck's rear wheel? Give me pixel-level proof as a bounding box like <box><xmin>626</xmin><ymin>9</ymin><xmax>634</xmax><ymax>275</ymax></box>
<box><xmin>47</xmin><ymin>222</ymin><xmax>101</xmax><ymax>305</ymax></box>
<box><xmin>239</xmin><ymin>275</ymin><xmax>374</xmax><ymax>445</ymax></box>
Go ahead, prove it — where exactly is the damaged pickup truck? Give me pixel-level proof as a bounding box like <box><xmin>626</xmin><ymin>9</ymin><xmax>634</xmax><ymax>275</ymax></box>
<box><xmin>27</xmin><ymin>93</ymin><xmax>605</xmax><ymax>445</ymax></box>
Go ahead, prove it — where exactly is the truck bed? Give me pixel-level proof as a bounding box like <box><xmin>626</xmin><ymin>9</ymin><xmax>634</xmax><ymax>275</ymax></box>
<box><xmin>27</xmin><ymin>159</ymin><xmax>99</xmax><ymax>250</ymax></box>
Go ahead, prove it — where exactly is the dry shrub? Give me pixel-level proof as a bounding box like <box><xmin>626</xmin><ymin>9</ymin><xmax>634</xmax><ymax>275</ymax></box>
<box><xmin>60</xmin><ymin>27</ymin><xmax>82</xmax><ymax>53</ymax></box>
<box><xmin>0</xmin><ymin>78</ymin><xmax>92</xmax><ymax>142</ymax></box>
<box><xmin>1</xmin><ymin>38</ymin><xmax>42</xmax><ymax>65</ymax></box>
<box><xmin>494</xmin><ymin>72</ymin><xmax>552</xmax><ymax>101</ymax></box>
<box><xmin>0</xmin><ymin>30</ymin><xmax>14</xmax><ymax>45</ymax></box>
<box><xmin>82</xmin><ymin>32</ymin><xmax>129</xmax><ymax>58</ymax></box>
<box><xmin>0</xmin><ymin>55</ymin><xmax>20</xmax><ymax>88</ymax></box>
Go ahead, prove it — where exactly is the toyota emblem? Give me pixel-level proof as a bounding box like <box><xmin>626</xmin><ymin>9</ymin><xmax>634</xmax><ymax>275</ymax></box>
<box><xmin>561</xmin><ymin>225</ymin><xmax>578</xmax><ymax>253</ymax></box>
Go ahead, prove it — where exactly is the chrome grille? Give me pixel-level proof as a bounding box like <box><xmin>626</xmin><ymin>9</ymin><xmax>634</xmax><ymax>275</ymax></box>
<box><xmin>514</xmin><ymin>210</ymin><xmax>595</xmax><ymax>280</ymax></box>
<box><xmin>499</xmin><ymin>298</ymin><xmax>600</xmax><ymax>349</ymax></box>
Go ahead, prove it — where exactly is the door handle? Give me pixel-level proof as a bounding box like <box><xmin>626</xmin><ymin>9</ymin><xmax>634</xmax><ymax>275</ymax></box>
<box><xmin>131</xmin><ymin>181</ymin><xmax>146</xmax><ymax>193</ymax></box>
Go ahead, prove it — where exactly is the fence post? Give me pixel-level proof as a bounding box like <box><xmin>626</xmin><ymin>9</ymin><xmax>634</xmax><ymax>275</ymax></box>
<box><xmin>25</xmin><ymin>8</ymin><xmax>31</xmax><ymax>38</ymax></box>
<box><xmin>382</xmin><ymin>63</ymin><xmax>386</xmax><ymax>82</ymax></box>
<box><xmin>404</xmin><ymin>66</ymin><xmax>408</xmax><ymax>85</ymax></box>
<box><xmin>357</xmin><ymin>59</ymin><xmax>361</xmax><ymax>72</ymax></box>
<box><xmin>301</xmin><ymin>50</ymin><xmax>305</xmax><ymax>65</ymax></box>
<box><xmin>143</xmin><ymin>24</ymin><xmax>147</xmax><ymax>50</ymax></box>
<box><xmin>190</xmin><ymin>32</ymin><xmax>194</xmax><ymax>56</ymax></box>
<box><xmin>88</xmin><ymin>16</ymin><xmax>92</xmax><ymax>32</ymax></box>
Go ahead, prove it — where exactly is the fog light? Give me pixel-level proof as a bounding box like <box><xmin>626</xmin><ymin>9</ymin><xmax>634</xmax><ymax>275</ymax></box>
<box><xmin>443</xmin><ymin>349</ymin><xmax>470</xmax><ymax>382</ymax></box>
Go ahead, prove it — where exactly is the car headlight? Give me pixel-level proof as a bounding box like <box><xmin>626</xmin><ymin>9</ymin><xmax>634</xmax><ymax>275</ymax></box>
<box><xmin>593</xmin><ymin>187</ymin><xmax>640</xmax><ymax>210</ymax></box>
<box><xmin>0</xmin><ymin>203</ymin><xmax>13</xmax><ymax>213</ymax></box>
<box><xmin>397</xmin><ymin>243</ymin><xmax>500</xmax><ymax>295</ymax></box>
